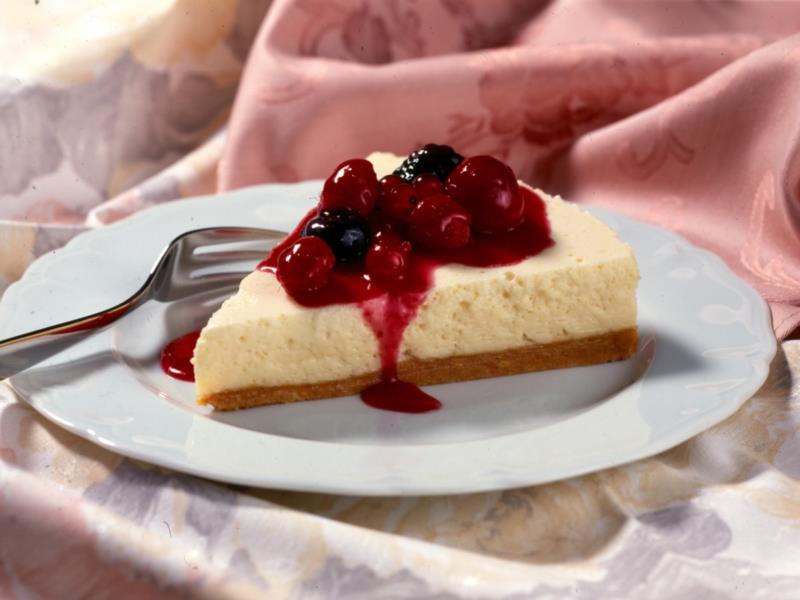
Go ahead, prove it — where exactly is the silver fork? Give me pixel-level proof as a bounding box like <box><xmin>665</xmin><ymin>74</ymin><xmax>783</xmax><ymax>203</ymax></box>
<box><xmin>0</xmin><ymin>226</ymin><xmax>285</xmax><ymax>379</ymax></box>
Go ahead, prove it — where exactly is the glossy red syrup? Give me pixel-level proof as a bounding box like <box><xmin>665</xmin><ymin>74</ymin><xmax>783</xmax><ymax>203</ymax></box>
<box><xmin>361</xmin><ymin>380</ymin><xmax>442</xmax><ymax>413</ymax></box>
<box><xmin>161</xmin><ymin>330</ymin><xmax>200</xmax><ymax>382</ymax></box>
<box><xmin>255</xmin><ymin>188</ymin><xmax>552</xmax><ymax>414</ymax></box>
<box><xmin>360</xmin><ymin>292</ymin><xmax>441</xmax><ymax>413</ymax></box>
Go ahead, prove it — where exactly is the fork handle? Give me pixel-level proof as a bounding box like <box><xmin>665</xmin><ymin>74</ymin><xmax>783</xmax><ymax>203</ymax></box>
<box><xmin>0</xmin><ymin>304</ymin><xmax>130</xmax><ymax>380</ymax></box>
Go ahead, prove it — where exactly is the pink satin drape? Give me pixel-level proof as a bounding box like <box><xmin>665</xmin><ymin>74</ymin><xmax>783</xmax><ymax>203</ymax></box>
<box><xmin>221</xmin><ymin>0</ymin><xmax>800</xmax><ymax>337</ymax></box>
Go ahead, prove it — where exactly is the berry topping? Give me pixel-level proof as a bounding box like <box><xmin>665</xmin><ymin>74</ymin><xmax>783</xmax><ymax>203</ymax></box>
<box><xmin>445</xmin><ymin>155</ymin><xmax>525</xmax><ymax>234</ymax></box>
<box><xmin>366</xmin><ymin>230</ymin><xmax>412</xmax><ymax>283</ymax></box>
<box><xmin>276</xmin><ymin>236</ymin><xmax>335</xmax><ymax>293</ymax></box>
<box><xmin>303</xmin><ymin>209</ymin><xmax>372</xmax><ymax>262</ymax></box>
<box><xmin>409</xmin><ymin>193</ymin><xmax>471</xmax><ymax>250</ymax></box>
<box><xmin>412</xmin><ymin>174</ymin><xmax>443</xmax><ymax>199</ymax></box>
<box><xmin>393</xmin><ymin>144</ymin><xmax>464</xmax><ymax>183</ymax></box>
<box><xmin>320</xmin><ymin>159</ymin><xmax>378</xmax><ymax>217</ymax></box>
<box><xmin>248</xmin><ymin>152</ymin><xmax>555</xmax><ymax>415</ymax></box>
<box><xmin>378</xmin><ymin>174</ymin><xmax>404</xmax><ymax>196</ymax></box>
<box><xmin>377</xmin><ymin>181</ymin><xmax>418</xmax><ymax>223</ymax></box>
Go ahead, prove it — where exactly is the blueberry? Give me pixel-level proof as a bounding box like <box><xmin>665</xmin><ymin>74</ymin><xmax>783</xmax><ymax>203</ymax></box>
<box><xmin>303</xmin><ymin>209</ymin><xmax>372</xmax><ymax>262</ymax></box>
<box><xmin>393</xmin><ymin>144</ymin><xmax>464</xmax><ymax>183</ymax></box>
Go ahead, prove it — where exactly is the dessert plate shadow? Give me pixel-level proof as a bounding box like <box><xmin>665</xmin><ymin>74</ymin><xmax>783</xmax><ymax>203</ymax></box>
<box><xmin>1</xmin><ymin>182</ymin><xmax>776</xmax><ymax>495</ymax></box>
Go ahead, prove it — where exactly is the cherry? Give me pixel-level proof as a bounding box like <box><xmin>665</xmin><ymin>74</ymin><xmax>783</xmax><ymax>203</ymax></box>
<box><xmin>379</xmin><ymin>174</ymin><xmax>404</xmax><ymax>196</ymax></box>
<box><xmin>377</xmin><ymin>181</ymin><xmax>418</xmax><ymax>223</ymax></box>
<box><xmin>276</xmin><ymin>236</ymin><xmax>335</xmax><ymax>293</ymax></box>
<box><xmin>366</xmin><ymin>230</ymin><xmax>412</xmax><ymax>283</ymax></box>
<box><xmin>409</xmin><ymin>193</ymin><xmax>471</xmax><ymax>250</ymax></box>
<box><xmin>445</xmin><ymin>155</ymin><xmax>524</xmax><ymax>233</ymax></box>
<box><xmin>412</xmin><ymin>174</ymin><xmax>443</xmax><ymax>199</ymax></box>
<box><xmin>320</xmin><ymin>159</ymin><xmax>378</xmax><ymax>217</ymax></box>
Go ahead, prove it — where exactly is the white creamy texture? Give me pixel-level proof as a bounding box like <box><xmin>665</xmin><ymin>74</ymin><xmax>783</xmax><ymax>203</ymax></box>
<box><xmin>193</xmin><ymin>154</ymin><xmax>639</xmax><ymax>397</ymax></box>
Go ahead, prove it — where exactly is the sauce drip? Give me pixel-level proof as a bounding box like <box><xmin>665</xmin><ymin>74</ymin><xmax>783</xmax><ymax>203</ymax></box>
<box><xmin>359</xmin><ymin>292</ymin><xmax>441</xmax><ymax>413</ymax></box>
<box><xmin>161</xmin><ymin>189</ymin><xmax>553</xmax><ymax>414</ymax></box>
<box><xmin>258</xmin><ymin>188</ymin><xmax>553</xmax><ymax>414</ymax></box>
<box><xmin>361</xmin><ymin>380</ymin><xmax>442</xmax><ymax>413</ymax></box>
<box><xmin>160</xmin><ymin>330</ymin><xmax>200</xmax><ymax>382</ymax></box>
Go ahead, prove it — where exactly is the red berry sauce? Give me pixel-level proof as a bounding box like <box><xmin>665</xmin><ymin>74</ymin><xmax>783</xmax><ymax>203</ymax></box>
<box><xmin>160</xmin><ymin>147</ymin><xmax>554</xmax><ymax>416</ymax></box>
<box><xmin>256</xmin><ymin>187</ymin><xmax>552</xmax><ymax>413</ymax></box>
<box><xmin>161</xmin><ymin>330</ymin><xmax>201</xmax><ymax>381</ymax></box>
<box><xmin>361</xmin><ymin>379</ymin><xmax>442</xmax><ymax>413</ymax></box>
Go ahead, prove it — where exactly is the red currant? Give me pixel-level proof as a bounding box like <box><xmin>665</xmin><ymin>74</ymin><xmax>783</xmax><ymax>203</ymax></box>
<box><xmin>320</xmin><ymin>159</ymin><xmax>378</xmax><ymax>217</ymax></box>
<box><xmin>276</xmin><ymin>236</ymin><xmax>335</xmax><ymax>293</ymax></box>
<box><xmin>377</xmin><ymin>181</ymin><xmax>418</xmax><ymax>223</ymax></box>
<box><xmin>409</xmin><ymin>194</ymin><xmax>471</xmax><ymax>250</ymax></box>
<box><xmin>412</xmin><ymin>174</ymin><xmax>443</xmax><ymax>199</ymax></box>
<box><xmin>445</xmin><ymin>155</ymin><xmax>524</xmax><ymax>233</ymax></box>
<box><xmin>366</xmin><ymin>230</ymin><xmax>412</xmax><ymax>283</ymax></box>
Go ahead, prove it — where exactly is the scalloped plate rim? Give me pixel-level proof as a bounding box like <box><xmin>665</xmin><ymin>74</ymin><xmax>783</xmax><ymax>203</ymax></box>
<box><xmin>1</xmin><ymin>181</ymin><xmax>777</xmax><ymax>495</ymax></box>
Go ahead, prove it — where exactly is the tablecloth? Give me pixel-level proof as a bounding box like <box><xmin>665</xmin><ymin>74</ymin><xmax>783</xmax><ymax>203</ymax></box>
<box><xmin>2</xmin><ymin>1</ymin><xmax>800</xmax><ymax>598</ymax></box>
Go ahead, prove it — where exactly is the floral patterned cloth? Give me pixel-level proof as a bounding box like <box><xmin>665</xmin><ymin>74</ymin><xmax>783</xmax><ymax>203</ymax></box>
<box><xmin>2</xmin><ymin>1</ymin><xmax>800</xmax><ymax>598</ymax></box>
<box><xmin>223</xmin><ymin>0</ymin><xmax>800</xmax><ymax>338</ymax></box>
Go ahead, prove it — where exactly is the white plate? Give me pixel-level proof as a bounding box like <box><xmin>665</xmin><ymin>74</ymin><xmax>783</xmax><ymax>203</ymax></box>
<box><xmin>1</xmin><ymin>182</ymin><xmax>776</xmax><ymax>495</ymax></box>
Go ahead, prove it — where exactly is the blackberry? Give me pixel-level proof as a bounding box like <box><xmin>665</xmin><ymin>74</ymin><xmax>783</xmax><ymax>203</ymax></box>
<box><xmin>393</xmin><ymin>144</ymin><xmax>464</xmax><ymax>183</ymax></box>
<box><xmin>303</xmin><ymin>209</ymin><xmax>372</xmax><ymax>262</ymax></box>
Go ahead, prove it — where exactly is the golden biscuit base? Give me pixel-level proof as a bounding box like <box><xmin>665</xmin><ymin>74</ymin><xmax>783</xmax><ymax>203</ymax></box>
<box><xmin>198</xmin><ymin>328</ymin><xmax>638</xmax><ymax>411</ymax></box>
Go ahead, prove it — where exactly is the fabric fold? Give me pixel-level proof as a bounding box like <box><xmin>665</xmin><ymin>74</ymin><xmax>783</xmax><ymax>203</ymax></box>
<box><xmin>220</xmin><ymin>0</ymin><xmax>800</xmax><ymax>338</ymax></box>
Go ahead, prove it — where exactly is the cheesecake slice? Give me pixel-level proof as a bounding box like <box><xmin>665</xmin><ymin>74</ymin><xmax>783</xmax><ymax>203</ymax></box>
<box><xmin>193</xmin><ymin>149</ymin><xmax>638</xmax><ymax>411</ymax></box>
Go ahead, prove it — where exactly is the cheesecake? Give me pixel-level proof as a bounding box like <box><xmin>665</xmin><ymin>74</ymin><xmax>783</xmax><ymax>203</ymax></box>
<box><xmin>191</xmin><ymin>146</ymin><xmax>639</xmax><ymax>412</ymax></box>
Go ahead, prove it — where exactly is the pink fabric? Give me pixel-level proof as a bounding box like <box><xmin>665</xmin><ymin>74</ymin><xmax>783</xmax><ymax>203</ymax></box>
<box><xmin>220</xmin><ymin>0</ymin><xmax>800</xmax><ymax>338</ymax></box>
